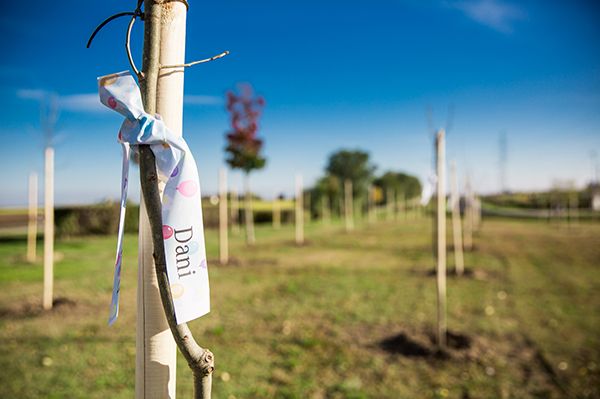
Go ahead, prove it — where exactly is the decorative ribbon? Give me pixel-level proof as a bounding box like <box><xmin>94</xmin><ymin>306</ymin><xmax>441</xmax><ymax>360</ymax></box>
<box><xmin>98</xmin><ymin>71</ymin><xmax>210</xmax><ymax>326</ymax></box>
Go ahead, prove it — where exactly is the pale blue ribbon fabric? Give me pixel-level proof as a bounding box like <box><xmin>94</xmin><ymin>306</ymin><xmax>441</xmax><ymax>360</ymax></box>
<box><xmin>98</xmin><ymin>71</ymin><xmax>210</xmax><ymax>325</ymax></box>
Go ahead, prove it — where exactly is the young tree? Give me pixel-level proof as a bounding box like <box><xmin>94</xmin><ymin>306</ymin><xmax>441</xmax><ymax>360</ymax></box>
<box><xmin>325</xmin><ymin>149</ymin><xmax>376</xmax><ymax>199</ymax></box>
<box><xmin>225</xmin><ymin>84</ymin><xmax>266</xmax><ymax>245</ymax></box>
<box><xmin>374</xmin><ymin>171</ymin><xmax>422</xmax><ymax>204</ymax></box>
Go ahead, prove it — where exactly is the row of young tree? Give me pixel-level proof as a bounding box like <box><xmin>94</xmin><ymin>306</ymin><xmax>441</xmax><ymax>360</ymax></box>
<box><xmin>221</xmin><ymin>84</ymin><xmax>423</xmax><ymax>239</ymax></box>
<box><xmin>307</xmin><ymin>149</ymin><xmax>422</xmax><ymax>218</ymax></box>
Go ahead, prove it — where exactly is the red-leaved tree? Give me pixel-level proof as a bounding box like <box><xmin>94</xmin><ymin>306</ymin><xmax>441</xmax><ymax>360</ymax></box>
<box><xmin>225</xmin><ymin>84</ymin><xmax>266</xmax><ymax>245</ymax></box>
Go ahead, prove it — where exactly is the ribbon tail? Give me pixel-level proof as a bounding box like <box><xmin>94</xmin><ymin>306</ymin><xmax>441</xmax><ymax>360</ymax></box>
<box><xmin>108</xmin><ymin>143</ymin><xmax>131</xmax><ymax>325</ymax></box>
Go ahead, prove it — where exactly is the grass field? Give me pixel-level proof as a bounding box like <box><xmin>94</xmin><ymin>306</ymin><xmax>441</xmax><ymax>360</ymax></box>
<box><xmin>0</xmin><ymin>216</ymin><xmax>598</xmax><ymax>398</ymax></box>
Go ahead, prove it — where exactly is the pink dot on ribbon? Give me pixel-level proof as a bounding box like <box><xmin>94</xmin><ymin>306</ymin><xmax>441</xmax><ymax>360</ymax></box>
<box><xmin>163</xmin><ymin>225</ymin><xmax>174</xmax><ymax>239</ymax></box>
<box><xmin>118</xmin><ymin>130</ymin><xmax>123</xmax><ymax>141</ymax></box>
<box><xmin>108</xmin><ymin>96</ymin><xmax>117</xmax><ymax>109</ymax></box>
<box><xmin>177</xmin><ymin>180</ymin><xmax>198</xmax><ymax>197</ymax></box>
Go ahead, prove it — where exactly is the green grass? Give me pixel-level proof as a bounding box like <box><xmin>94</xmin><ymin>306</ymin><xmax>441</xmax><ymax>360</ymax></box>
<box><xmin>0</xmin><ymin>216</ymin><xmax>598</xmax><ymax>398</ymax></box>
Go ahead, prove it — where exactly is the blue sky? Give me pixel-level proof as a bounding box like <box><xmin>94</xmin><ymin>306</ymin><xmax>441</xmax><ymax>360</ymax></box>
<box><xmin>1</xmin><ymin>0</ymin><xmax>599</xmax><ymax>206</ymax></box>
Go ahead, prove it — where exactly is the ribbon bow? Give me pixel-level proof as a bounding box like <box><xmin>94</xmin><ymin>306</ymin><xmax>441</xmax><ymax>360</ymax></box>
<box><xmin>98</xmin><ymin>71</ymin><xmax>210</xmax><ymax>325</ymax></box>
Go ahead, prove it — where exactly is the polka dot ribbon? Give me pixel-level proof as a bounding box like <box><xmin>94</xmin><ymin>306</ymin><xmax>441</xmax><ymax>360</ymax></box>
<box><xmin>98</xmin><ymin>71</ymin><xmax>210</xmax><ymax>326</ymax></box>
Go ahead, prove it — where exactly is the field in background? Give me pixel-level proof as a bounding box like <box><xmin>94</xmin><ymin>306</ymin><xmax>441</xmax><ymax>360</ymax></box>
<box><xmin>0</xmin><ymin>217</ymin><xmax>599</xmax><ymax>398</ymax></box>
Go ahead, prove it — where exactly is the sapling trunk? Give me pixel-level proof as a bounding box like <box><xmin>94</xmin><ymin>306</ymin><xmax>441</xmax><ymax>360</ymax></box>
<box><xmin>139</xmin><ymin>149</ymin><xmax>215</xmax><ymax>399</ymax></box>
<box><xmin>244</xmin><ymin>172</ymin><xmax>255</xmax><ymax>245</ymax></box>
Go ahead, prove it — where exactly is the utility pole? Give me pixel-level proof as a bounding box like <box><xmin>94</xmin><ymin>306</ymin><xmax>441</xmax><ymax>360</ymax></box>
<box><xmin>219</xmin><ymin>168</ymin><xmax>228</xmax><ymax>265</ymax></box>
<box><xmin>435</xmin><ymin>129</ymin><xmax>447</xmax><ymax>349</ymax></box>
<box><xmin>27</xmin><ymin>172</ymin><xmax>38</xmax><ymax>263</ymax></box>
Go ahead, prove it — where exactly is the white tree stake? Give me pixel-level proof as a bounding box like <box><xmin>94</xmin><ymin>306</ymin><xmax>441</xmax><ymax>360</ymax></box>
<box><xmin>231</xmin><ymin>189</ymin><xmax>240</xmax><ymax>234</ymax></box>
<box><xmin>463</xmin><ymin>176</ymin><xmax>473</xmax><ymax>251</ymax></box>
<box><xmin>450</xmin><ymin>161</ymin><xmax>464</xmax><ymax>276</ymax></box>
<box><xmin>272</xmin><ymin>197</ymin><xmax>281</xmax><ymax>229</ymax></box>
<box><xmin>295</xmin><ymin>174</ymin><xmax>304</xmax><ymax>245</ymax></box>
<box><xmin>136</xmin><ymin>1</ymin><xmax>184</xmax><ymax>396</ymax></box>
<box><xmin>436</xmin><ymin>129</ymin><xmax>447</xmax><ymax>349</ymax></box>
<box><xmin>42</xmin><ymin>148</ymin><xmax>54</xmax><ymax>310</ymax></box>
<box><xmin>367</xmin><ymin>185</ymin><xmax>375</xmax><ymax>224</ymax></box>
<box><xmin>344</xmin><ymin>179</ymin><xmax>354</xmax><ymax>232</ymax></box>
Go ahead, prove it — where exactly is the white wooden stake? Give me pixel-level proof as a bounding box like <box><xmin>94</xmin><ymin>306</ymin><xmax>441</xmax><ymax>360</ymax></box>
<box><xmin>322</xmin><ymin>196</ymin><xmax>330</xmax><ymax>226</ymax></box>
<box><xmin>344</xmin><ymin>179</ymin><xmax>354</xmax><ymax>232</ymax></box>
<box><xmin>386</xmin><ymin>188</ymin><xmax>394</xmax><ymax>221</ymax></box>
<box><xmin>474</xmin><ymin>196</ymin><xmax>481</xmax><ymax>231</ymax></box>
<box><xmin>450</xmin><ymin>162</ymin><xmax>465</xmax><ymax>276</ymax></box>
<box><xmin>136</xmin><ymin>2</ymin><xmax>187</xmax><ymax>396</ymax></box>
<box><xmin>394</xmin><ymin>190</ymin><xmax>400</xmax><ymax>221</ymax></box>
<box><xmin>367</xmin><ymin>185</ymin><xmax>375</xmax><ymax>224</ymax></box>
<box><xmin>463</xmin><ymin>177</ymin><xmax>473</xmax><ymax>251</ymax></box>
<box><xmin>272</xmin><ymin>197</ymin><xmax>281</xmax><ymax>229</ymax></box>
<box><xmin>219</xmin><ymin>168</ymin><xmax>228</xmax><ymax>265</ymax></box>
<box><xmin>27</xmin><ymin>172</ymin><xmax>38</xmax><ymax>263</ymax></box>
<box><xmin>42</xmin><ymin>148</ymin><xmax>54</xmax><ymax>310</ymax></box>
<box><xmin>435</xmin><ymin>129</ymin><xmax>447</xmax><ymax>349</ymax></box>
<box><xmin>231</xmin><ymin>189</ymin><xmax>240</xmax><ymax>234</ymax></box>
<box><xmin>295</xmin><ymin>174</ymin><xmax>304</xmax><ymax>245</ymax></box>
<box><xmin>305</xmin><ymin>191</ymin><xmax>311</xmax><ymax>224</ymax></box>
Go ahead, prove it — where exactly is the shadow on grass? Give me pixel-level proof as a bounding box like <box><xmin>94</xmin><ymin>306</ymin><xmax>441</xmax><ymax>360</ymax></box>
<box><xmin>378</xmin><ymin>329</ymin><xmax>472</xmax><ymax>360</ymax></box>
<box><xmin>409</xmin><ymin>266</ymin><xmax>498</xmax><ymax>280</ymax></box>
<box><xmin>0</xmin><ymin>297</ymin><xmax>76</xmax><ymax>320</ymax></box>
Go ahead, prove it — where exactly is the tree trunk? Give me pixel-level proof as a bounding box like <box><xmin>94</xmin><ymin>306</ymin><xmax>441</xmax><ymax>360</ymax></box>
<box><xmin>244</xmin><ymin>172</ymin><xmax>255</xmax><ymax>245</ymax></box>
